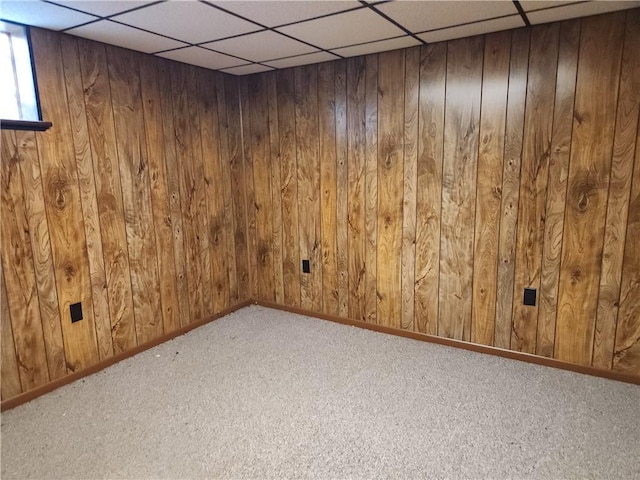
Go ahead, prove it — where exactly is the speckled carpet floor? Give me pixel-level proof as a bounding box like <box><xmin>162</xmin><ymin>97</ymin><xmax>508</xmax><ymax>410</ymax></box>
<box><xmin>1</xmin><ymin>305</ymin><xmax>639</xmax><ymax>479</ymax></box>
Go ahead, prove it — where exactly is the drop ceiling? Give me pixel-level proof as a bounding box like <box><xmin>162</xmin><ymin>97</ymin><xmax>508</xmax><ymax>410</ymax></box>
<box><xmin>1</xmin><ymin>0</ymin><xmax>638</xmax><ymax>75</ymax></box>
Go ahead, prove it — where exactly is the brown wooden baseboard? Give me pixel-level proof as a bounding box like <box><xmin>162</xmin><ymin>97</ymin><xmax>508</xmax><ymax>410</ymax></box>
<box><xmin>1</xmin><ymin>300</ymin><xmax>252</xmax><ymax>412</ymax></box>
<box><xmin>255</xmin><ymin>300</ymin><xmax>640</xmax><ymax>386</ymax></box>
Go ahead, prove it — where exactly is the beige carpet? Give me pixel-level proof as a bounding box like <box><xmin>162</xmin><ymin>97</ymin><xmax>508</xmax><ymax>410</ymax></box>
<box><xmin>1</xmin><ymin>305</ymin><xmax>639</xmax><ymax>479</ymax></box>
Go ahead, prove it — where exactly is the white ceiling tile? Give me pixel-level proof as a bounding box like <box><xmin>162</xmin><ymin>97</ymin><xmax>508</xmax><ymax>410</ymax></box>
<box><xmin>418</xmin><ymin>15</ymin><xmax>524</xmax><ymax>43</ymax></box>
<box><xmin>276</xmin><ymin>7</ymin><xmax>405</xmax><ymax>49</ymax></box>
<box><xmin>0</xmin><ymin>0</ymin><xmax>97</xmax><ymax>30</ymax></box>
<box><xmin>527</xmin><ymin>1</ymin><xmax>640</xmax><ymax>24</ymax></box>
<box><xmin>211</xmin><ymin>0</ymin><xmax>361</xmax><ymax>27</ymax></box>
<box><xmin>376</xmin><ymin>0</ymin><xmax>518</xmax><ymax>33</ymax></box>
<box><xmin>49</xmin><ymin>1</ymin><xmax>156</xmax><ymax>18</ymax></box>
<box><xmin>203</xmin><ymin>30</ymin><xmax>316</xmax><ymax>62</ymax></box>
<box><xmin>331</xmin><ymin>35</ymin><xmax>420</xmax><ymax>58</ymax></box>
<box><xmin>157</xmin><ymin>45</ymin><xmax>245</xmax><ymax>69</ymax></box>
<box><xmin>221</xmin><ymin>63</ymin><xmax>274</xmax><ymax>75</ymax></box>
<box><xmin>519</xmin><ymin>1</ymin><xmax>582</xmax><ymax>12</ymax></box>
<box><xmin>67</xmin><ymin>19</ymin><xmax>187</xmax><ymax>53</ymax></box>
<box><xmin>112</xmin><ymin>0</ymin><xmax>262</xmax><ymax>44</ymax></box>
<box><xmin>264</xmin><ymin>51</ymin><xmax>339</xmax><ymax>69</ymax></box>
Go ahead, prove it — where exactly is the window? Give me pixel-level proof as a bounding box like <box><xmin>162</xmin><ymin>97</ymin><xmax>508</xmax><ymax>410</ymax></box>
<box><xmin>1</xmin><ymin>20</ymin><xmax>49</xmax><ymax>130</ymax></box>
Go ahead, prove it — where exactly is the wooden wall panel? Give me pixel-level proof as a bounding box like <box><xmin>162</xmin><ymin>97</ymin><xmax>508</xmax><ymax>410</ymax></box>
<box><xmin>108</xmin><ymin>47</ymin><xmax>163</xmax><ymax>344</ymax></box>
<box><xmin>536</xmin><ymin>20</ymin><xmax>580</xmax><ymax>358</ymax></box>
<box><xmin>318</xmin><ymin>62</ymin><xmax>339</xmax><ymax>315</ymax></box>
<box><xmin>158</xmin><ymin>58</ymin><xmax>191</xmax><ymax>326</ymax></box>
<box><xmin>266</xmin><ymin>73</ymin><xmax>285</xmax><ymax>305</ymax></box>
<box><xmin>276</xmin><ymin>69</ymin><xmax>301</xmax><ymax>307</ymax></box>
<box><xmin>363</xmin><ymin>55</ymin><xmax>378</xmax><ymax>324</ymax></box>
<box><xmin>1</xmin><ymin>130</ymin><xmax>50</xmax><ymax>390</ymax></box>
<box><xmin>171</xmin><ymin>63</ymin><xmax>205</xmax><ymax>321</ymax></box>
<box><xmin>495</xmin><ymin>29</ymin><xmax>530</xmax><ymax>349</ymax></box>
<box><xmin>247</xmin><ymin>74</ymin><xmax>276</xmax><ymax>302</ymax></box>
<box><xmin>594</xmin><ymin>9</ymin><xmax>640</xmax><ymax>369</ymax></box>
<box><xmin>347</xmin><ymin>57</ymin><xmax>366</xmax><ymax>322</ymax></box>
<box><xmin>3</xmin><ymin>11</ymin><xmax>639</xmax><ymax>402</ymax></box>
<box><xmin>78</xmin><ymin>38</ymin><xmax>137</xmax><ymax>352</ymax></box>
<box><xmin>198</xmin><ymin>69</ymin><xmax>231</xmax><ymax>311</ymax></box>
<box><xmin>294</xmin><ymin>65</ymin><xmax>322</xmax><ymax>311</ymax></box>
<box><xmin>511</xmin><ymin>24</ymin><xmax>560</xmax><ymax>354</ymax></box>
<box><xmin>139</xmin><ymin>55</ymin><xmax>181</xmax><ymax>331</ymax></box>
<box><xmin>61</xmin><ymin>36</ymin><xmax>113</xmax><ymax>362</ymax></box>
<box><xmin>240</xmin><ymin>79</ymin><xmax>258</xmax><ymax>300</ymax></box>
<box><xmin>225</xmin><ymin>76</ymin><xmax>251</xmax><ymax>303</ymax></box>
<box><xmin>335</xmin><ymin>61</ymin><xmax>349</xmax><ymax>318</ymax></box>
<box><xmin>471</xmin><ymin>32</ymin><xmax>510</xmax><ymax>346</ymax></box>
<box><xmin>31</xmin><ymin>29</ymin><xmax>99</xmax><ymax>372</ymax></box>
<box><xmin>1</xmin><ymin>28</ymin><xmax>249</xmax><ymax>402</ymax></box>
<box><xmin>439</xmin><ymin>37</ymin><xmax>483</xmax><ymax>341</ymax></box>
<box><xmin>401</xmin><ymin>47</ymin><xmax>420</xmax><ymax>332</ymax></box>
<box><xmin>1</xmin><ymin>265</ymin><xmax>22</xmax><ymax>399</ymax></box>
<box><xmin>556</xmin><ymin>12</ymin><xmax>625</xmax><ymax>365</ymax></box>
<box><xmin>415</xmin><ymin>43</ymin><xmax>446</xmax><ymax>336</ymax></box>
<box><xmin>237</xmin><ymin>10</ymin><xmax>638</xmax><ymax>378</ymax></box>
<box><xmin>377</xmin><ymin>50</ymin><xmax>405</xmax><ymax>329</ymax></box>
<box><xmin>14</xmin><ymin>129</ymin><xmax>67</xmax><ymax>377</ymax></box>
<box><xmin>613</xmin><ymin>118</ymin><xmax>640</xmax><ymax>374</ymax></box>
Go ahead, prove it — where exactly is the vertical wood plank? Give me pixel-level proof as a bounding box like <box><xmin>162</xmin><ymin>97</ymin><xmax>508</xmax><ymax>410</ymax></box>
<box><xmin>556</xmin><ymin>12</ymin><xmax>625</xmax><ymax>365</ymax></box>
<box><xmin>318</xmin><ymin>62</ymin><xmax>339</xmax><ymax>315</ymax></box>
<box><xmin>471</xmin><ymin>32</ymin><xmax>510</xmax><ymax>346</ymax></box>
<box><xmin>439</xmin><ymin>36</ymin><xmax>483</xmax><ymax>341</ymax></box>
<box><xmin>377</xmin><ymin>50</ymin><xmax>405</xmax><ymax>329</ymax></box>
<box><xmin>364</xmin><ymin>54</ymin><xmax>378</xmax><ymax>324</ymax></box>
<box><xmin>171</xmin><ymin>63</ymin><xmax>205</xmax><ymax>321</ymax></box>
<box><xmin>240</xmin><ymin>78</ymin><xmax>258</xmax><ymax>300</ymax></box>
<box><xmin>295</xmin><ymin>65</ymin><xmax>322</xmax><ymax>311</ymax></box>
<box><xmin>157</xmin><ymin>58</ymin><xmax>191</xmax><ymax>325</ymax></box>
<box><xmin>613</xmin><ymin>117</ymin><xmax>640</xmax><ymax>374</ymax></box>
<box><xmin>197</xmin><ymin>69</ymin><xmax>230</xmax><ymax>311</ymax></box>
<box><xmin>78</xmin><ymin>38</ymin><xmax>136</xmax><ymax>352</ymax></box>
<box><xmin>1</xmin><ymin>130</ymin><xmax>50</xmax><ymax>390</ymax></box>
<box><xmin>139</xmin><ymin>55</ymin><xmax>181</xmax><ymax>332</ymax></box>
<box><xmin>594</xmin><ymin>9</ymin><xmax>640</xmax><ymax>369</ymax></box>
<box><xmin>335</xmin><ymin>60</ymin><xmax>349</xmax><ymax>318</ymax></box>
<box><xmin>60</xmin><ymin>36</ymin><xmax>113</xmax><ymax>362</ymax></box>
<box><xmin>31</xmin><ymin>29</ymin><xmax>99</xmax><ymax>371</ymax></box>
<box><xmin>402</xmin><ymin>47</ymin><xmax>420</xmax><ymax>331</ymax></box>
<box><xmin>187</xmin><ymin>67</ymin><xmax>214</xmax><ymax>317</ymax></box>
<box><xmin>14</xmin><ymin>130</ymin><xmax>67</xmax><ymax>377</ymax></box>
<box><xmin>276</xmin><ymin>69</ymin><xmax>301</xmax><ymax>307</ymax></box>
<box><xmin>266</xmin><ymin>72</ymin><xmax>285</xmax><ymax>305</ymax></box>
<box><xmin>347</xmin><ymin>57</ymin><xmax>366</xmax><ymax>321</ymax></box>
<box><xmin>247</xmin><ymin>74</ymin><xmax>275</xmax><ymax>302</ymax></box>
<box><xmin>107</xmin><ymin>46</ymin><xmax>163</xmax><ymax>343</ymax></box>
<box><xmin>225</xmin><ymin>76</ymin><xmax>251</xmax><ymax>301</ymax></box>
<box><xmin>511</xmin><ymin>24</ymin><xmax>560</xmax><ymax>354</ymax></box>
<box><xmin>537</xmin><ymin>20</ymin><xmax>580</xmax><ymax>358</ymax></box>
<box><xmin>415</xmin><ymin>43</ymin><xmax>446</xmax><ymax>336</ymax></box>
<box><xmin>495</xmin><ymin>29</ymin><xmax>530</xmax><ymax>349</ymax></box>
<box><xmin>1</xmin><ymin>265</ymin><xmax>22</xmax><ymax>399</ymax></box>
<box><xmin>216</xmin><ymin>74</ymin><xmax>238</xmax><ymax>306</ymax></box>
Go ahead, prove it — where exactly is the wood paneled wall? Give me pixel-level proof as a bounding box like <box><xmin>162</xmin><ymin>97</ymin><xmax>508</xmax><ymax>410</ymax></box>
<box><xmin>0</xmin><ymin>28</ymin><xmax>249</xmax><ymax>400</ymax></box>
<box><xmin>2</xmin><ymin>10</ymin><xmax>639</xmax><ymax>403</ymax></box>
<box><xmin>241</xmin><ymin>10</ymin><xmax>640</xmax><ymax>376</ymax></box>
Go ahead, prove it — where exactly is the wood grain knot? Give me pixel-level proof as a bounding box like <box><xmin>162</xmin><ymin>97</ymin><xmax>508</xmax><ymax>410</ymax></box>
<box><xmin>570</xmin><ymin>266</ymin><xmax>582</xmax><ymax>285</ymax></box>
<box><xmin>49</xmin><ymin>172</ymin><xmax>69</xmax><ymax>210</ymax></box>
<box><xmin>63</xmin><ymin>263</ymin><xmax>76</xmax><ymax>280</ymax></box>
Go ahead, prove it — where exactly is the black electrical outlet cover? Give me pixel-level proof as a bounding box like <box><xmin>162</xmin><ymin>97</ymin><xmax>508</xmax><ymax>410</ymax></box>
<box><xmin>302</xmin><ymin>259</ymin><xmax>310</xmax><ymax>273</ymax></box>
<box><xmin>70</xmin><ymin>302</ymin><xmax>83</xmax><ymax>323</ymax></box>
<box><xmin>523</xmin><ymin>288</ymin><xmax>537</xmax><ymax>306</ymax></box>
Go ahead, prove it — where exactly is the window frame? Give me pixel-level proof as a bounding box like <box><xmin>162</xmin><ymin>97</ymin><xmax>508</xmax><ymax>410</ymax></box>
<box><xmin>0</xmin><ymin>20</ymin><xmax>51</xmax><ymax>132</ymax></box>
